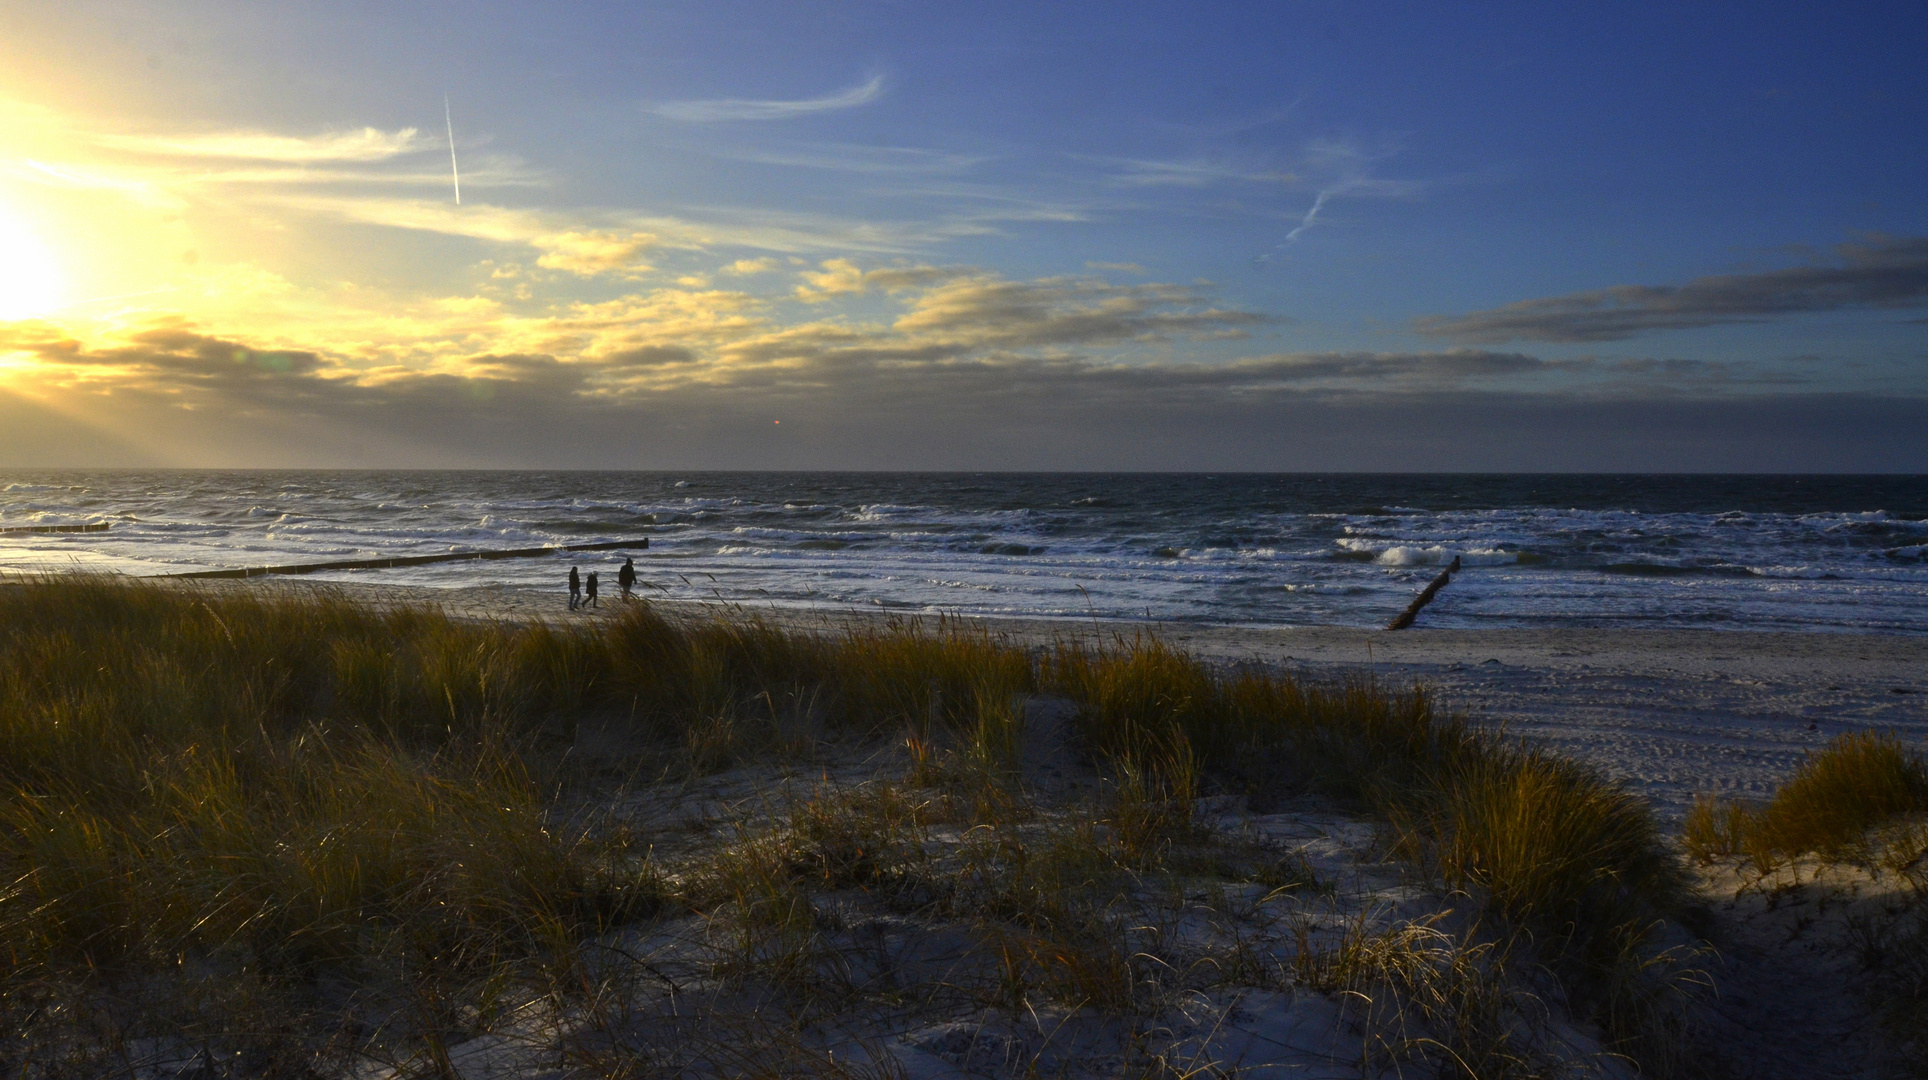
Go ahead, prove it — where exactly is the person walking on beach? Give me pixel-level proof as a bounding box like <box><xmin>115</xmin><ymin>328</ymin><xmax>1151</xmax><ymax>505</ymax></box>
<box><xmin>568</xmin><ymin>566</ymin><xmax>581</xmax><ymax>610</ymax></box>
<box><xmin>618</xmin><ymin>556</ymin><xmax>636</xmax><ymax>600</ymax></box>
<box><xmin>584</xmin><ymin>571</ymin><xmax>600</xmax><ymax>609</ymax></box>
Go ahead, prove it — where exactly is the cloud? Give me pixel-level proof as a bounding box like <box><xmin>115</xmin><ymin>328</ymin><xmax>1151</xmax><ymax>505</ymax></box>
<box><xmin>1096</xmin><ymin>139</ymin><xmax>1423</xmax><ymax>260</ymax></box>
<box><xmin>1100</xmin><ymin>158</ymin><xmax>1296</xmax><ymax>188</ymax></box>
<box><xmin>649</xmin><ymin>76</ymin><xmax>885</xmax><ymax>123</ymax></box>
<box><xmin>5</xmin><ymin>236</ymin><xmax>1913</xmax><ymax>471</ymax></box>
<box><xmin>11</xmin><ymin>326</ymin><xmax>334</xmax><ymax>401</ymax></box>
<box><xmin>791</xmin><ymin>260</ymin><xmax>971</xmax><ymax>302</ymax></box>
<box><xmin>94</xmin><ymin>127</ymin><xmax>427</xmax><ymax>162</ymax></box>
<box><xmin>887</xmin><ymin>274</ymin><xmax>1265</xmax><ymax>347</ymax></box>
<box><xmin>1271</xmin><ymin>142</ymin><xmax>1420</xmax><ymax>245</ymax></box>
<box><xmin>709</xmin><ymin>142</ymin><xmax>983</xmax><ymax>174</ymax></box>
<box><xmin>273</xmin><ymin>191</ymin><xmax>1014</xmax><ymax>257</ymax></box>
<box><xmin>530</xmin><ymin>230</ymin><xmax>659</xmax><ymax>276</ymax></box>
<box><xmin>256</xmin><ymin>194</ymin><xmax>703</xmax><ymax>274</ymax></box>
<box><xmin>11</xmin><ymin>158</ymin><xmax>179</xmax><ymax>207</ymax></box>
<box><xmin>1208</xmin><ymin>349</ymin><xmax>1548</xmax><ymax>388</ymax></box>
<box><xmin>1416</xmin><ymin>235</ymin><xmax>1928</xmax><ymax>342</ymax></box>
<box><xmin>602</xmin><ymin>344</ymin><xmax>697</xmax><ymax>368</ymax></box>
<box><xmin>6</xmin><ymin>254</ymin><xmax>1824</xmax><ymax>420</ymax></box>
<box><xmin>0</xmin><ymin>267</ymin><xmax>1275</xmax><ymax>404</ymax></box>
<box><xmin>0</xmin><ymin>323</ymin><xmax>1607</xmax><ymax>425</ymax></box>
<box><xmin>5</xmin><ymin>256</ymin><xmax>1864</xmax><ymax>472</ymax></box>
<box><xmin>793</xmin><ymin>258</ymin><xmax>867</xmax><ymax>301</ymax></box>
<box><xmin>723</xmin><ymin>257</ymin><xmax>780</xmax><ymax>275</ymax></box>
<box><xmin>11</xmin><ymin>316</ymin><xmax>1919</xmax><ymax>472</ymax></box>
<box><xmin>266</xmin><ymin>194</ymin><xmax>553</xmax><ymax>244</ymax></box>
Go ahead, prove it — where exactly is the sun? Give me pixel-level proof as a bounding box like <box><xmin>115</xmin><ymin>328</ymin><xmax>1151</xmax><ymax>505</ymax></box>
<box><xmin>0</xmin><ymin>200</ymin><xmax>65</xmax><ymax>321</ymax></box>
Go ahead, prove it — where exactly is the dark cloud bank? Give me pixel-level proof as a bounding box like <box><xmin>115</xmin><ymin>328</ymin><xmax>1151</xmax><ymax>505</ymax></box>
<box><xmin>1417</xmin><ymin>236</ymin><xmax>1928</xmax><ymax>343</ymax></box>
<box><xmin>2</xmin><ymin>326</ymin><xmax>1923</xmax><ymax>472</ymax></box>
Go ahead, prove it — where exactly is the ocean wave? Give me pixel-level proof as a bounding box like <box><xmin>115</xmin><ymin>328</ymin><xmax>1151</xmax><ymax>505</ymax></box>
<box><xmin>1599</xmin><ymin>561</ymin><xmax>1759</xmax><ymax>578</ymax></box>
<box><xmin>7</xmin><ymin>472</ymin><xmax>1928</xmax><ymax>633</ymax></box>
<box><xmin>1333</xmin><ymin>539</ymin><xmax>1520</xmax><ymax>566</ymax></box>
<box><xmin>975</xmin><ymin>542</ymin><xmax>1044</xmax><ymax>556</ymax></box>
<box><xmin>851</xmin><ymin>503</ymin><xmax>930</xmax><ymax>521</ymax></box>
<box><xmin>850</xmin><ymin>502</ymin><xmax>1033</xmax><ymax>525</ymax></box>
<box><xmin>1381</xmin><ymin>545</ymin><xmax>1519</xmax><ymax>567</ymax></box>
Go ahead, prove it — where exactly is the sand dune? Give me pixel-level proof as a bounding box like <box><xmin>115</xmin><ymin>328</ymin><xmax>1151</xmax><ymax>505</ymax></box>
<box><xmin>191</xmin><ymin>578</ymin><xmax>1928</xmax><ymax>818</ymax></box>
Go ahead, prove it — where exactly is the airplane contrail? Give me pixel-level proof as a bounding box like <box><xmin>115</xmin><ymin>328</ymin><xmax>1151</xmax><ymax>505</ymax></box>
<box><xmin>444</xmin><ymin>93</ymin><xmax>461</xmax><ymax>205</ymax></box>
<box><xmin>1284</xmin><ymin>189</ymin><xmax>1332</xmax><ymax>242</ymax></box>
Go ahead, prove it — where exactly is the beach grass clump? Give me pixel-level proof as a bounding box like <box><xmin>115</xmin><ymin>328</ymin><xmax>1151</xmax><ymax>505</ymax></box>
<box><xmin>1755</xmin><ymin>731</ymin><xmax>1928</xmax><ymax>863</ymax></box>
<box><xmin>1045</xmin><ymin>633</ymin><xmax>1695</xmax><ymax>1066</ymax></box>
<box><xmin>1683</xmin><ymin>731</ymin><xmax>1928</xmax><ymax>869</ymax></box>
<box><xmin>0</xmin><ymin>578</ymin><xmax>1056</xmax><ymax>1064</ymax></box>
<box><xmin>1419</xmin><ymin>746</ymin><xmax>1686</xmax><ymax>967</ymax></box>
<box><xmin>1045</xmin><ymin>637</ymin><xmax>1686</xmax><ymax>950</ymax></box>
<box><xmin>1682</xmin><ymin>733</ymin><xmax>1928</xmax><ymax>1073</ymax></box>
<box><xmin>1295</xmin><ymin>917</ymin><xmax>1561</xmax><ymax>1079</ymax></box>
<box><xmin>1680</xmin><ymin>793</ymin><xmax>1757</xmax><ymax>863</ymax></box>
<box><xmin>0</xmin><ymin>583</ymin><xmax>1021</xmax><ymax>964</ymax></box>
<box><xmin>0</xmin><ymin>582</ymin><xmax>636</xmax><ymax>960</ymax></box>
<box><xmin>603</xmin><ymin>602</ymin><xmax>1034</xmax><ymax>771</ymax></box>
<box><xmin>0</xmin><ymin>579</ymin><xmax>653</xmax><ymax>1069</ymax></box>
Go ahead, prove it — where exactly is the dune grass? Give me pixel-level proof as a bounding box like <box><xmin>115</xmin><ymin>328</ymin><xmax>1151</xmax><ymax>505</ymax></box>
<box><xmin>1683</xmin><ymin>731</ymin><xmax>1928</xmax><ymax>869</ymax></box>
<box><xmin>0</xmin><ymin>579</ymin><xmax>1027</xmax><ymax>1068</ymax></box>
<box><xmin>1682</xmin><ymin>732</ymin><xmax>1928</xmax><ymax>1074</ymax></box>
<box><xmin>1046</xmin><ymin>637</ymin><xmax>1687</xmax><ymax>964</ymax></box>
<box><xmin>1044</xmin><ymin>634</ymin><xmax>1696</xmax><ymax>1068</ymax></box>
<box><xmin>0</xmin><ymin>578</ymin><xmax>1697</xmax><ymax>1074</ymax></box>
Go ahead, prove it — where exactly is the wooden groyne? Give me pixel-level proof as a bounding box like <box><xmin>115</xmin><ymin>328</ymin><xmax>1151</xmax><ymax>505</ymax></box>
<box><xmin>0</xmin><ymin>522</ymin><xmax>111</xmax><ymax>534</ymax></box>
<box><xmin>164</xmin><ymin>537</ymin><xmax>650</xmax><ymax>580</ymax></box>
<box><xmin>1386</xmin><ymin>556</ymin><xmax>1460</xmax><ymax>630</ymax></box>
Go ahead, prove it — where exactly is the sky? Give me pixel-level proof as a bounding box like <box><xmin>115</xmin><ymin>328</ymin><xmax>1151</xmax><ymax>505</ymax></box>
<box><xmin>0</xmin><ymin>0</ymin><xmax>1924</xmax><ymax>470</ymax></box>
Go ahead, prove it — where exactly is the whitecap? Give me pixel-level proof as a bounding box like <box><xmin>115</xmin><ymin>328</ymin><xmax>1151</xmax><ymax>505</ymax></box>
<box><xmin>1356</xmin><ymin>544</ymin><xmax>1521</xmax><ymax>567</ymax></box>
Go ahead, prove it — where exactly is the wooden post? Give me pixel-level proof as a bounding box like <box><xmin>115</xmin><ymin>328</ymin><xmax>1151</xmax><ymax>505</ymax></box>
<box><xmin>1386</xmin><ymin>556</ymin><xmax>1460</xmax><ymax>630</ymax></box>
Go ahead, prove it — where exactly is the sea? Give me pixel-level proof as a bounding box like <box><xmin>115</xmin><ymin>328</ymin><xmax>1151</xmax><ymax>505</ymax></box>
<box><xmin>2</xmin><ymin>471</ymin><xmax>1926</xmax><ymax>634</ymax></box>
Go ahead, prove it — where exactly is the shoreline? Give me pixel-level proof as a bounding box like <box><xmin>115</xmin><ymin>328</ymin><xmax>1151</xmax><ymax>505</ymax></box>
<box><xmin>158</xmin><ymin>577</ymin><xmax>1928</xmax><ymax>817</ymax></box>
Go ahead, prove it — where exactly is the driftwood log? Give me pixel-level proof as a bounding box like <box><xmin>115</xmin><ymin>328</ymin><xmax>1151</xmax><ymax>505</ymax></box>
<box><xmin>1385</xmin><ymin>555</ymin><xmax>1460</xmax><ymax>630</ymax></box>
<box><xmin>165</xmin><ymin>537</ymin><xmax>650</xmax><ymax>579</ymax></box>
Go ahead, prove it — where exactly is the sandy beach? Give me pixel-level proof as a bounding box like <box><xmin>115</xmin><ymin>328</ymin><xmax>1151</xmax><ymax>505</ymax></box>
<box><xmin>187</xmin><ymin>577</ymin><xmax>1928</xmax><ymax>819</ymax></box>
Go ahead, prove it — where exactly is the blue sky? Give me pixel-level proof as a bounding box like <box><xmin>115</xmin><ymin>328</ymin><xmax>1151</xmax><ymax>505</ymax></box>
<box><xmin>0</xmin><ymin>1</ymin><xmax>1923</xmax><ymax>468</ymax></box>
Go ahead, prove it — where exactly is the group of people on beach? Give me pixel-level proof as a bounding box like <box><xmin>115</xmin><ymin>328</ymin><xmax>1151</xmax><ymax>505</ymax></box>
<box><xmin>568</xmin><ymin>555</ymin><xmax>637</xmax><ymax>611</ymax></box>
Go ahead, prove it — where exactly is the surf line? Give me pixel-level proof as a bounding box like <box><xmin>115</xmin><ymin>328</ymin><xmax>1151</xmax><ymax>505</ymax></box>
<box><xmin>0</xmin><ymin>522</ymin><xmax>111</xmax><ymax>534</ymax></box>
<box><xmin>164</xmin><ymin>537</ymin><xmax>651</xmax><ymax>580</ymax></box>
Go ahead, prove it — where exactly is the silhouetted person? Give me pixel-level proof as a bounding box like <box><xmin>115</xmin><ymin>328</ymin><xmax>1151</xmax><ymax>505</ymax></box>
<box><xmin>568</xmin><ymin>565</ymin><xmax>581</xmax><ymax>610</ymax></box>
<box><xmin>585</xmin><ymin>571</ymin><xmax>600</xmax><ymax>609</ymax></box>
<box><xmin>618</xmin><ymin>556</ymin><xmax>636</xmax><ymax>600</ymax></box>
